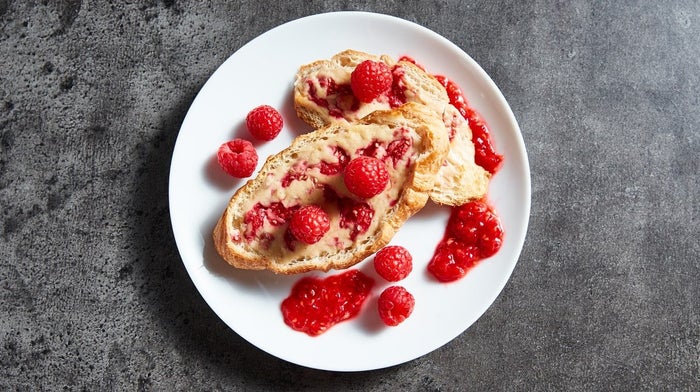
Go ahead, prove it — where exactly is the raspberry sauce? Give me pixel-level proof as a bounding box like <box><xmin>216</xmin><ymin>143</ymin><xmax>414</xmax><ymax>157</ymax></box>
<box><xmin>307</xmin><ymin>77</ymin><xmax>359</xmax><ymax>118</ymax></box>
<box><xmin>323</xmin><ymin>185</ymin><xmax>374</xmax><ymax>241</ymax></box>
<box><xmin>399</xmin><ymin>55</ymin><xmax>503</xmax><ymax>174</ymax></box>
<box><xmin>428</xmin><ymin>199</ymin><xmax>504</xmax><ymax>282</ymax></box>
<box><xmin>433</xmin><ymin>75</ymin><xmax>503</xmax><ymax>174</ymax></box>
<box><xmin>243</xmin><ymin>202</ymin><xmax>296</xmax><ymax>240</ymax></box>
<box><xmin>398</xmin><ymin>56</ymin><xmax>507</xmax><ymax>282</ymax></box>
<box><xmin>281</xmin><ymin>269</ymin><xmax>374</xmax><ymax>336</ymax></box>
<box><xmin>388</xmin><ymin>65</ymin><xmax>407</xmax><ymax>108</ymax></box>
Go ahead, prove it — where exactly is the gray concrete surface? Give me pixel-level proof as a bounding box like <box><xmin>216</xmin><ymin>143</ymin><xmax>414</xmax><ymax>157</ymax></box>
<box><xmin>1</xmin><ymin>1</ymin><xmax>698</xmax><ymax>390</ymax></box>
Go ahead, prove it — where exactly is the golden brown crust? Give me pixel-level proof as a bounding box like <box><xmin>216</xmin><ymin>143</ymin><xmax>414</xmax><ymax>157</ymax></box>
<box><xmin>213</xmin><ymin>103</ymin><xmax>449</xmax><ymax>274</ymax></box>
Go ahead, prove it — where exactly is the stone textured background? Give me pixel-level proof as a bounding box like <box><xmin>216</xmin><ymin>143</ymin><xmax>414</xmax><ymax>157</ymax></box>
<box><xmin>1</xmin><ymin>1</ymin><xmax>698</xmax><ymax>390</ymax></box>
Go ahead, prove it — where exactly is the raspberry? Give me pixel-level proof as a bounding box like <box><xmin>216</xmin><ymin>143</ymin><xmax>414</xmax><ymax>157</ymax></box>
<box><xmin>377</xmin><ymin>286</ymin><xmax>415</xmax><ymax>326</ymax></box>
<box><xmin>427</xmin><ymin>241</ymin><xmax>480</xmax><ymax>282</ymax></box>
<box><xmin>217</xmin><ymin>138</ymin><xmax>258</xmax><ymax>178</ymax></box>
<box><xmin>246</xmin><ymin>105</ymin><xmax>283</xmax><ymax>141</ymax></box>
<box><xmin>289</xmin><ymin>205</ymin><xmax>331</xmax><ymax>244</ymax></box>
<box><xmin>343</xmin><ymin>156</ymin><xmax>389</xmax><ymax>199</ymax></box>
<box><xmin>374</xmin><ymin>245</ymin><xmax>413</xmax><ymax>282</ymax></box>
<box><xmin>350</xmin><ymin>60</ymin><xmax>393</xmax><ymax>103</ymax></box>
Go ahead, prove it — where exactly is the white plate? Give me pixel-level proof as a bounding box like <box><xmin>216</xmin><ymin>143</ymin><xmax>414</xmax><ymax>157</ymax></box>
<box><xmin>169</xmin><ymin>11</ymin><xmax>530</xmax><ymax>371</ymax></box>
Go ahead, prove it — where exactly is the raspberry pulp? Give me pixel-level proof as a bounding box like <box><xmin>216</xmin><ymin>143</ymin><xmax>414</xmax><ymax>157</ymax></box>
<box><xmin>343</xmin><ymin>156</ymin><xmax>389</xmax><ymax>199</ymax></box>
<box><xmin>447</xmin><ymin>200</ymin><xmax>504</xmax><ymax>258</ymax></box>
<box><xmin>337</xmin><ymin>197</ymin><xmax>374</xmax><ymax>241</ymax></box>
<box><xmin>427</xmin><ymin>240</ymin><xmax>480</xmax><ymax>282</ymax></box>
<box><xmin>217</xmin><ymin>138</ymin><xmax>258</xmax><ymax>178</ymax></box>
<box><xmin>307</xmin><ymin>77</ymin><xmax>359</xmax><ymax>119</ymax></box>
<box><xmin>374</xmin><ymin>245</ymin><xmax>413</xmax><ymax>282</ymax></box>
<box><xmin>281</xmin><ymin>270</ymin><xmax>374</xmax><ymax>336</ymax></box>
<box><xmin>386</xmin><ymin>135</ymin><xmax>411</xmax><ymax>168</ymax></box>
<box><xmin>428</xmin><ymin>199</ymin><xmax>504</xmax><ymax>282</ymax></box>
<box><xmin>243</xmin><ymin>202</ymin><xmax>296</xmax><ymax>240</ymax></box>
<box><xmin>388</xmin><ymin>65</ymin><xmax>408</xmax><ymax>108</ymax></box>
<box><xmin>246</xmin><ymin>105</ymin><xmax>283</xmax><ymax>141</ymax></box>
<box><xmin>289</xmin><ymin>205</ymin><xmax>331</xmax><ymax>244</ymax></box>
<box><xmin>434</xmin><ymin>75</ymin><xmax>503</xmax><ymax>174</ymax></box>
<box><xmin>378</xmin><ymin>286</ymin><xmax>415</xmax><ymax>326</ymax></box>
<box><xmin>319</xmin><ymin>146</ymin><xmax>350</xmax><ymax>175</ymax></box>
<box><xmin>350</xmin><ymin>60</ymin><xmax>393</xmax><ymax>103</ymax></box>
<box><xmin>354</xmin><ymin>135</ymin><xmax>412</xmax><ymax>169</ymax></box>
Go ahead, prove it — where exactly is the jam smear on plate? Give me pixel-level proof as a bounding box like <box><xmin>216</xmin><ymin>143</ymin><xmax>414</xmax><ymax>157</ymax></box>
<box><xmin>399</xmin><ymin>55</ymin><xmax>506</xmax><ymax>282</ymax></box>
<box><xmin>428</xmin><ymin>199</ymin><xmax>504</xmax><ymax>282</ymax></box>
<box><xmin>281</xmin><ymin>269</ymin><xmax>375</xmax><ymax>336</ymax></box>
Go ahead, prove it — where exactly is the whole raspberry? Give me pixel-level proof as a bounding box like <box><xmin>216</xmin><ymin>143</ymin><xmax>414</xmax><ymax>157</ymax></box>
<box><xmin>246</xmin><ymin>105</ymin><xmax>283</xmax><ymax>141</ymax></box>
<box><xmin>217</xmin><ymin>138</ymin><xmax>258</xmax><ymax>178</ymax></box>
<box><xmin>378</xmin><ymin>286</ymin><xmax>415</xmax><ymax>326</ymax></box>
<box><xmin>350</xmin><ymin>60</ymin><xmax>393</xmax><ymax>103</ymax></box>
<box><xmin>343</xmin><ymin>156</ymin><xmax>389</xmax><ymax>199</ymax></box>
<box><xmin>289</xmin><ymin>205</ymin><xmax>331</xmax><ymax>244</ymax></box>
<box><xmin>374</xmin><ymin>245</ymin><xmax>413</xmax><ymax>282</ymax></box>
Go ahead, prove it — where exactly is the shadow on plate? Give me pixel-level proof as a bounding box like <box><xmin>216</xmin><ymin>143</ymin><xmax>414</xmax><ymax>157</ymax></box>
<box><xmin>205</xmin><ymin>154</ymin><xmax>245</xmax><ymax>191</ymax></box>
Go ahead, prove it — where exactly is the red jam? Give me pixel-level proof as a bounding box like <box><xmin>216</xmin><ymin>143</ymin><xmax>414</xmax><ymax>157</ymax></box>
<box><xmin>307</xmin><ymin>77</ymin><xmax>359</xmax><ymax>118</ymax></box>
<box><xmin>354</xmin><ymin>133</ymin><xmax>412</xmax><ymax>168</ymax></box>
<box><xmin>281</xmin><ymin>269</ymin><xmax>375</xmax><ymax>336</ymax></box>
<box><xmin>399</xmin><ymin>55</ymin><xmax>503</xmax><ymax>174</ymax></box>
<box><xmin>323</xmin><ymin>185</ymin><xmax>374</xmax><ymax>241</ymax></box>
<box><xmin>433</xmin><ymin>75</ymin><xmax>503</xmax><ymax>174</ymax></box>
<box><xmin>400</xmin><ymin>56</ymin><xmax>507</xmax><ymax>282</ymax></box>
<box><xmin>388</xmin><ymin>65</ymin><xmax>407</xmax><ymax>108</ymax></box>
<box><xmin>318</xmin><ymin>146</ymin><xmax>350</xmax><ymax>175</ymax></box>
<box><xmin>428</xmin><ymin>199</ymin><xmax>504</xmax><ymax>282</ymax></box>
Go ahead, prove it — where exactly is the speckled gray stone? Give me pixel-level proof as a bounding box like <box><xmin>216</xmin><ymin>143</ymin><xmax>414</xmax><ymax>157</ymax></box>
<box><xmin>1</xmin><ymin>1</ymin><xmax>698</xmax><ymax>390</ymax></box>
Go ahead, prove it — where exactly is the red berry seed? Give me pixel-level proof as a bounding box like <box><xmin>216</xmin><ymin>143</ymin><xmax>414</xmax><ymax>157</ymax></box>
<box><xmin>378</xmin><ymin>286</ymin><xmax>415</xmax><ymax>326</ymax></box>
<box><xmin>350</xmin><ymin>60</ymin><xmax>393</xmax><ymax>103</ymax></box>
<box><xmin>343</xmin><ymin>156</ymin><xmax>389</xmax><ymax>199</ymax></box>
<box><xmin>246</xmin><ymin>105</ymin><xmax>283</xmax><ymax>141</ymax></box>
<box><xmin>289</xmin><ymin>205</ymin><xmax>331</xmax><ymax>244</ymax></box>
<box><xmin>374</xmin><ymin>245</ymin><xmax>413</xmax><ymax>282</ymax></box>
<box><xmin>217</xmin><ymin>138</ymin><xmax>258</xmax><ymax>178</ymax></box>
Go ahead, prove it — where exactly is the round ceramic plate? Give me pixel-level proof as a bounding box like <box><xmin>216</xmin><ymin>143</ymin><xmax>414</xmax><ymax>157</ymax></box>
<box><xmin>169</xmin><ymin>11</ymin><xmax>530</xmax><ymax>371</ymax></box>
